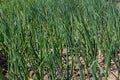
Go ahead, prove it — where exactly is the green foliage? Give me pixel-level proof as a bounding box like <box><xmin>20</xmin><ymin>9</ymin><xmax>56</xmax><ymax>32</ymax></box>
<box><xmin>0</xmin><ymin>0</ymin><xmax>120</xmax><ymax>80</ymax></box>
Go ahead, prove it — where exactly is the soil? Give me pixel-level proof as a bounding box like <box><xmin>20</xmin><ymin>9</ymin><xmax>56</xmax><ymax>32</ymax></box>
<box><xmin>0</xmin><ymin>53</ymin><xmax>8</xmax><ymax>78</ymax></box>
<box><xmin>44</xmin><ymin>48</ymin><xmax>120</xmax><ymax>80</ymax></box>
<box><xmin>0</xmin><ymin>48</ymin><xmax>119</xmax><ymax>80</ymax></box>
